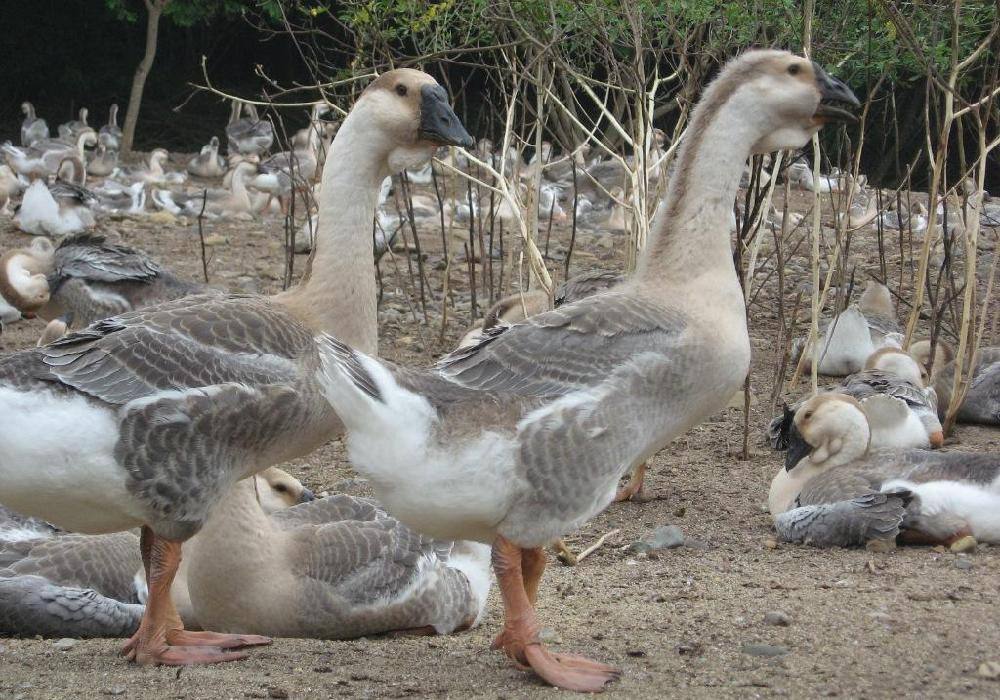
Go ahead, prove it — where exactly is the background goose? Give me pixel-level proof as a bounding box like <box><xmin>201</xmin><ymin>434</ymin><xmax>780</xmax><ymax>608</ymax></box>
<box><xmin>0</xmin><ymin>469</ymin><xmax>308</xmax><ymax>639</ymax></box>
<box><xmin>931</xmin><ymin>347</ymin><xmax>999</xmax><ymax>426</ymax></box>
<box><xmin>2</xmin><ymin>132</ymin><xmax>97</xmax><ymax>181</ymax></box>
<box><xmin>769</xmin><ymin>393</ymin><xmax>1000</xmax><ymax>548</ymax></box>
<box><xmin>0</xmin><ymin>163</ymin><xmax>26</xmax><ymax>213</ymax></box>
<box><xmin>316</xmin><ymin>51</ymin><xmax>858</xmax><ymax>692</ymax></box>
<box><xmin>157</xmin><ymin>160</ymin><xmax>258</xmax><ymax>219</ymax></box>
<box><xmin>121</xmin><ymin>148</ymin><xmax>186</xmax><ymax>186</ymax></box>
<box><xmin>0</xmin><ymin>68</ymin><xmax>472</xmax><ymax>667</ymax></box>
<box><xmin>21</xmin><ymin>102</ymin><xmax>49</xmax><ymax>147</ymax></box>
<box><xmin>13</xmin><ymin>178</ymin><xmax>95</xmax><ymax>236</ymax></box>
<box><xmin>58</xmin><ymin>107</ymin><xmax>95</xmax><ymax>142</ymax></box>
<box><xmin>226</xmin><ymin>102</ymin><xmax>274</xmax><ymax>156</ymax></box>
<box><xmin>98</xmin><ymin>104</ymin><xmax>122</xmax><ymax>152</ymax></box>
<box><xmin>187</xmin><ymin>136</ymin><xmax>227</xmax><ymax>178</ymax></box>
<box><xmin>87</xmin><ymin>143</ymin><xmax>118</xmax><ymax>177</ymax></box>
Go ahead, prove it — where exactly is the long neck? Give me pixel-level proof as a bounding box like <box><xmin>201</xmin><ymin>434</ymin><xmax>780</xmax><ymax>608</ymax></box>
<box><xmin>185</xmin><ymin>479</ymin><xmax>274</xmax><ymax>580</ymax></box>
<box><xmin>110</xmin><ymin>105</ymin><xmax>118</xmax><ymax>128</ymax></box>
<box><xmin>634</xmin><ymin>95</ymin><xmax>759</xmax><ymax>286</ymax></box>
<box><xmin>272</xmin><ymin>106</ymin><xmax>385</xmax><ymax>355</ymax></box>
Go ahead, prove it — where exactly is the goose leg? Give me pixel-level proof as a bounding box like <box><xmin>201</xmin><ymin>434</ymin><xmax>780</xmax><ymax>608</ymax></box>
<box><xmin>614</xmin><ymin>461</ymin><xmax>647</xmax><ymax>502</ymax></box>
<box><xmin>121</xmin><ymin>528</ymin><xmax>270</xmax><ymax>665</ymax></box>
<box><xmin>490</xmin><ymin>536</ymin><xmax>619</xmax><ymax>692</ymax></box>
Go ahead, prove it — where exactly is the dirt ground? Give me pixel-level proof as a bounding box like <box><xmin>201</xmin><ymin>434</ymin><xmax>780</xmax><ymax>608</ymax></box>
<box><xmin>1</xmin><ymin>175</ymin><xmax>999</xmax><ymax>699</ymax></box>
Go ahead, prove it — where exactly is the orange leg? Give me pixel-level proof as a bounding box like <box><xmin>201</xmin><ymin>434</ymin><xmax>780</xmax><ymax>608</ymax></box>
<box><xmin>614</xmin><ymin>462</ymin><xmax>647</xmax><ymax>503</ymax></box>
<box><xmin>929</xmin><ymin>430</ymin><xmax>945</xmax><ymax>448</ymax></box>
<box><xmin>121</xmin><ymin>527</ymin><xmax>271</xmax><ymax>666</ymax></box>
<box><xmin>490</xmin><ymin>536</ymin><xmax>620</xmax><ymax>692</ymax></box>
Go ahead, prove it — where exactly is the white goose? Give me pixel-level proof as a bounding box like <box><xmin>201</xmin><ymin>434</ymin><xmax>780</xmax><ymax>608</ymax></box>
<box><xmin>315</xmin><ymin>51</ymin><xmax>858</xmax><ymax>691</ymax></box>
<box><xmin>769</xmin><ymin>393</ymin><xmax>1000</xmax><ymax>548</ymax></box>
<box><xmin>20</xmin><ymin>102</ymin><xmax>49</xmax><ymax>146</ymax></box>
<box><xmin>0</xmin><ymin>68</ymin><xmax>472</xmax><ymax>667</ymax></box>
<box><xmin>99</xmin><ymin>105</ymin><xmax>123</xmax><ymax>152</ymax></box>
<box><xmin>2</xmin><ymin>132</ymin><xmax>97</xmax><ymax>181</ymax></box>
<box><xmin>187</xmin><ymin>136</ymin><xmax>227</xmax><ymax>178</ymax></box>
<box><xmin>58</xmin><ymin>107</ymin><xmax>96</xmax><ymax>142</ymax></box>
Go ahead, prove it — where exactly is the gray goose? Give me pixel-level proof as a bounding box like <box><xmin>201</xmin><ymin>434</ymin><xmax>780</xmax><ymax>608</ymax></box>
<box><xmin>0</xmin><ymin>469</ymin><xmax>311</xmax><ymax>639</ymax></box>
<box><xmin>316</xmin><ymin>51</ymin><xmax>859</xmax><ymax>692</ymax></box>
<box><xmin>21</xmin><ymin>102</ymin><xmax>49</xmax><ymax>147</ymax></box>
<box><xmin>769</xmin><ymin>393</ymin><xmax>1000</xmax><ymax>548</ymax></box>
<box><xmin>0</xmin><ymin>68</ymin><xmax>473</xmax><ymax>666</ymax></box>
<box><xmin>931</xmin><ymin>346</ymin><xmax>999</xmax><ymax>426</ymax></box>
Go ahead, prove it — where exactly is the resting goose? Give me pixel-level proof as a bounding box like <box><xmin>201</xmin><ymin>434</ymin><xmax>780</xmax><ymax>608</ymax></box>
<box><xmin>226</xmin><ymin>102</ymin><xmax>275</xmax><ymax>157</ymax></box>
<box><xmin>21</xmin><ymin>102</ymin><xmax>49</xmax><ymax>147</ymax></box>
<box><xmin>931</xmin><ymin>346</ymin><xmax>999</xmax><ymax>426</ymax></box>
<box><xmin>247</xmin><ymin>125</ymin><xmax>323</xmax><ymax>213</ymax></box>
<box><xmin>87</xmin><ymin>143</ymin><xmax>119</xmax><ymax>177</ymax></box>
<box><xmin>121</xmin><ymin>148</ymin><xmax>186</xmax><ymax>186</ymax></box>
<box><xmin>99</xmin><ymin>104</ymin><xmax>123</xmax><ymax>152</ymax></box>
<box><xmin>0</xmin><ymin>68</ymin><xmax>472</xmax><ymax>667</ymax></box>
<box><xmin>187</xmin><ymin>136</ymin><xmax>227</xmax><ymax>178</ymax></box>
<box><xmin>13</xmin><ymin>178</ymin><xmax>95</xmax><ymax>236</ymax></box>
<box><xmin>2</xmin><ymin>132</ymin><xmax>97</xmax><ymax>181</ymax></box>
<box><xmin>58</xmin><ymin>107</ymin><xmax>96</xmax><ymax>142</ymax></box>
<box><xmin>316</xmin><ymin>51</ymin><xmax>858</xmax><ymax>692</ymax></box>
<box><xmin>155</xmin><ymin>160</ymin><xmax>258</xmax><ymax>219</ymax></box>
<box><xmin>0</xmin><ymin>164</ymin><xmax>25</xmax><ymax>214</ymax></box>
<box><xmin>0</xmin><ymin>233</ymin><xmax>207</xmax><ymax>342</ymax></box>
<box><xmin>769</xmin><ymin>393</ymin><xmax>1000</xmax><ymax>547</ymax></box>
<box><xmin>0</xmin><ymin>468</ymin><xmax>308</xmax><ymax>639</ymax></box>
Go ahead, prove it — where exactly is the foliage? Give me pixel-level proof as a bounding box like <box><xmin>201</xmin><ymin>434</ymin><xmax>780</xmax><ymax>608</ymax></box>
<box><xmin>103</xmin><ymin>0</ymin><xmax>281</xmax><ymax>26</ymax></box>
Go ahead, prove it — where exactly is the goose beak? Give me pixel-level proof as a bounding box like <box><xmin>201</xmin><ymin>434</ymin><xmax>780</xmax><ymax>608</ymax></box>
<box><xmin>419</xmin><ymin>85</ymin><xmax>474</xmax><ymax>148</ymax></box>
<box><xmin>297</xmin><ymin>487</ymin><xmax>316</xmax><ymax>504</ymax></box>
<box><xmin>784</xmin><ymin>422</ymin><xmax>813</xmax><ymax>471</ymax></box>
<box><xmin>812</xmin><ymin>63</ymin><xmax>860</xmax><ymax>123</ymax></box>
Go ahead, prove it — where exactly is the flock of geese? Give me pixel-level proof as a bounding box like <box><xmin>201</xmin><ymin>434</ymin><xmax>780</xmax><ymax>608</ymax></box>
<box><xmin>0</xmin><ymin>53</ymin><xmax>997</xmax><ymax>693</ymax></box>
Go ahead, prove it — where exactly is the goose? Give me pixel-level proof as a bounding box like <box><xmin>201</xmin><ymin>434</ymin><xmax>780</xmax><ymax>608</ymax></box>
<box><xmin>226</xmin><ymin>102</ymin><xmax>274</xmax><ymax>157</ymax></box>
<box><xmin>793</xmin><ymin>280</ymin><xmax>902</xmax><ymax>376</ymax></box>
<box><xmin>0</xmin><ymin>468</ymin><xmax>309</xmax><ymax>639</ymax></box>
<box><xmin>880</xmin><ymin>202</ymin><xmax>928</xmax><ymax>233</ymax></box>
<box><xmin>0</xmin><ymin>233</ymin><xmax>207</xmax><ymax>341</ymax></box>
<box><xmin>187</xmin><ymin>136</ymin><xmax>227</xmax><ymax>178</ymax></box>
<box><xmin>13</xmin><ymin>178</ymin><xmax>95</xmax><ymax>236</ymax></box>
<box><xmin>247</xmin><ymin>125</ymin><xmax>323</xmax><ymax>213</ymax></box>
<box><xmin>21</xmin><ymin>102</ymin><xmax>49</xmax><ymax>147</ymax></box>
<box><xmin>93</xmin><ymin>180</ymin><xmax>146</xmax><ymax>215</ymax></box>
<box><xmin>120</xmin><ymin>148</ymin><xmax>186</xmax><ymax>186</ymax></box>
<box><xmin>769</xmin><ymin>393</ymin><xmax>1000</xmax><ymax>548</ymax></box>
<box><xmin>0</xmin><ymin>68</ymin><xmax>472</xmax><ymax>667</ymax></box>
<box><xmin>0</xmin><ymin>164</ymin><xmax>25</xmax><ymax>214</ymax></box>
<box><xmin>291</xmin><ymin>103</ymin><xmax>332</xmax><ymax>149</ymax></box>
<box><xmin>154</xmin><ymin>160</ymin><xmax>258</xmax><ymax>219</ymax></box>
<box><xmin>98</xmin><ymin>104</ymin><xmax>123</xmax><ymax>152</ymax></box>
<box><xmin>2</xmin><ymin>132</ymin><xmax>97</xmax><ymax>181</ymax></box>
<box><xmin>87</xmin><ymin>143</ymin><xmax>119</xmax><ymax>177</ymax></box>
<box><xmin>930</xmin><ymin>346</ymin><xmax>999</xmax><ymax>426</ymax></box>
<box><xmin>0</xmin><ymin>294</ymin><xmax>21</xmax><ymax>328</ymax></box>
<box><xmin>58</xmin><ymin>107</ymin><xmax>96</xmax><ymax>142</ymax></box>
<box><xmin>314</xmin><ymin>51</ymin><xmax>858</xmax><ymax>691</ymax></box>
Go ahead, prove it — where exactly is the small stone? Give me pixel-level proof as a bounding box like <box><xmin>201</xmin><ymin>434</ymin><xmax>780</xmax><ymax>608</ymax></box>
<box><xmin>626</xmin><ymin>649</ymin><xmax>646</xmax><ymax>657</ymax></box>
<box><xmin>267</xmin><ymin>687</ymin><xmax>289</xmax><ymax>699</ymax></box>
<box><xmin>53</xmin><ymin>638</ymin><xmax>78</xmax><ymax>651</ymax></box>
<box><xmin>954</xmin><ymin>558</ymin><xmax>975</xmax><ymax>571</ymax></box>
<box><xmin>646</xmin><ymin>525</ymin><xmax>685</xmax><ymax>550</ymax></box>
<box><xmin>950</xmin><ymin>535</ymin><xmax>978</xmax><ymax>553</ymax></box>
<box><xmin>673</xmin><ymin>506</ymin><xmax>686</xmax><ymax>518</ymax></box>
<box><xmin>103</xmin><ymin>688</ymin><xmax>126</xmax><ymax>697</ymax></box>
<box><xmin>764</xmin><ymin>538</ymin><xmax>779</xmax><ymax>550</ymax></box>
<box><xmin>313</xmin><ymin>666</ymin><xmax>333</xmax><ymax>673</ymax></box>
<box><xmin>763</xmin><ymin>611</ymin><xmax>792</xmax><ymax>627</ymax></box>
<box><xmin>977</xmin><ymin>661</ymin><xmax>1000</xmax><ymax>679</ymax></box>
<box><xmin>741</xmin><ymin>643</ymin><xmax>789</xmax><ymax>658</ymax></box>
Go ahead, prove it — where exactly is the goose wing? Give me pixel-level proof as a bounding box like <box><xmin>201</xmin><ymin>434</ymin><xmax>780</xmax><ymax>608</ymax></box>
<box><xmin>434</xmin><ymin>293</ymin><xmax>686</xmax><ymax>398</ymax></box>
<box><xmin>0</xmin><ymin>575</ymin><xmax>143</xmax><ymax>638</ymax></box>
<box><xmin>52</xmin><ymin>234</ymin><xmax>160</xmax><ymax>285</ymax></box>
<box><xmin>773</xmin><ymin>491</ymin><xmax>908</xmax><ymax>547</ymax></box>
<box><xmin>840</xmin><ymin>369</ymin><xmax>934</xmax><ymax>411</ymax></box>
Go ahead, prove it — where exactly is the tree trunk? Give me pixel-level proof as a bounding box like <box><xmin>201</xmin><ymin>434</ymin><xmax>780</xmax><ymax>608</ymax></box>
<box><xmin>121</xmin><ymin>0</ymin><xmax>169</xmax><ymax>157</ymax></box>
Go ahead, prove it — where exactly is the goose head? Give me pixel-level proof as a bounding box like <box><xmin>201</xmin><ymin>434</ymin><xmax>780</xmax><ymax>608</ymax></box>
<box><xmin>358</xmin><ymin>68</ymin><xmax>473</xmax><ymax>175</ymax></box>
<box><xmin>21</xmin><ymin>102</ymin><xmax>35</xmax><ymax>119</ymax></box>
<box><xmin>858</xmin><ymin>280</ymin><xmax>894</xmax><ymax>319</ymax></box>
<box><xmin>0</xmin><ymin>239</ymin><xmax>55</xmax><ymax>314</ymax></box>
<box><xmin>208</xmin><ymin>136</ymin><xmax>220</xmax><ymax>152</ymax></box>
<box><xmin>864</xmin><ymin>347</ymin><xmax>926</xmax><ymax>387</ymax></box>
<box><xmin>254</xmin><ymin>467</ymin><xmax>315</xmax><ymax>513</ymax></box>
<box><xmin>722</xmin><ymin>51</ymin><xmax>859</xmax><ymax>155</ymax></box>
<box><xmin>149</xmin><ymin>148</ymin><xmax>170</xmax><ymax>169</ymax></box>
<box><xmin>785</xmin><ymin>394</ymin><xmax>871</xmax><ymax>472</ymax></box>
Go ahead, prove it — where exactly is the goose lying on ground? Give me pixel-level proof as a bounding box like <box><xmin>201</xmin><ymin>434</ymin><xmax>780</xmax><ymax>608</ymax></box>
<box><xmin>13</xmin><ymin>178</ymin><xmax>95</xmax><ymax>236</ymax></box>
<box><xmin>87</xmin><ymin>144</ymin><xmax>119</xmax><ymax>177</ymax></box>
<box><xmin>0</xmin><ymin>233</ymin><xmax>207</xmax><ymax>342</ymax></box>
<box><xmin>930</xmin><ymin>346</ymin><xmax>999</xmax><ymax>426</ymax></box>
<box><xmin>0</xmin><ymin>164</ymin><xmax>25</xmax><ymax>214</ymax></box>
<box><xmin>2</xmin><ymin>132</ymin><xmax>97</xmax><ymax>181</ymax></box>
<box><xmin>316</xmin><ymin>51</ymin><xmax>858</xmax><ymax>692</ymax></box>
<box><xmin>227</xmin><ymin>102</ymin><xmax>275</xmax><ymax>157</ymax></box>
<box><xmin>58</xmin><ymin>108</ymin><xmax>96</xmax><ymax>142</ymax></box>
<box><xmin>769</xmin><ymin>393</ymin><xmax>1000</xmax><ymax>547</ymax></box>
<box><xmin>120</xmin><ymin>148</ymin><xmax>186</xmax><ymax>186</ymax></box>
<box><xmin>0</xmin><ymin>68</ymin><xmax>473</xmax><ymax>667</ymax></box>
<box><xmin>187</xmin><ymin>136</ymin><xmax>227</xmax><ymax>178</ymax></box>
<box><xmin>21</xmin><ymin>102</ymin><xmax>49</xmax><ymax>147</ymax></box>
<box><xmin>0</xmin><ymin>469</ymin><xmax>308</xmax><ymax>639</ymax></box>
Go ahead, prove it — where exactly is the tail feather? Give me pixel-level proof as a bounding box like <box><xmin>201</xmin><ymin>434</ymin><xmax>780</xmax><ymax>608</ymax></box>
<box><xmin>318</xmin><ymin>334</ymin><xmax>383</xmax><ymax>402</ymax></box>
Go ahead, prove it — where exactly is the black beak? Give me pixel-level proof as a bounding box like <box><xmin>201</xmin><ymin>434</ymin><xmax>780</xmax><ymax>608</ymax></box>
<box><xmin>419</xmin><ymin>84</ymin><xmax>474</xmax><ymax>148</ymax></box>
<box><xmin>298</xmin><ymin>487</ymin><xmax>316</xmax><ymax>504</ymax></box>
<box><xmin>784</xmin><ymin>421</ymin><xmax>813</xmax><ymax>471</ymax></box>
<box><xmin>812</xmin><ymin>62</ymin><xmax>860</xmax><ymax>123</ymax></box>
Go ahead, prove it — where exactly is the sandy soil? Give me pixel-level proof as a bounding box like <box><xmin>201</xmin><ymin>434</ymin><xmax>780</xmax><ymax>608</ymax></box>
<box><xmin>1</xmin><ymin>178</ymin><xmax>999</xmax><ymax>699</ymax></box>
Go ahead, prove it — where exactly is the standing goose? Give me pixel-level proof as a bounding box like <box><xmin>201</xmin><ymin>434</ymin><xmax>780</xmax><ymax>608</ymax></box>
<box><xmin>99</xmin><ymin>104</ymin><xmax>123</xmax><ymax>152</ymax></box>
<box><xmin>769</xmin><ymin>393</ymin><xmax>1000</xmax><ymax>547</ymax></box>
<box><xmin>21</xmin><ymin>102</ymin><xmax>49</xmax><ymax>147</ymax></box>
<box><xmin>58</xmin><ymin>107</ymin><xmax>96</xmax><ymax>143</ymax></box>
<box><xmin>0</xmin><ymin>68</ymin><xmax>473</xmax><ymax>666</ymax></box>
<box><xmin>316</xmin><ymin>51</ymin><xmax>859</xmax><ymax>691</ymax></box>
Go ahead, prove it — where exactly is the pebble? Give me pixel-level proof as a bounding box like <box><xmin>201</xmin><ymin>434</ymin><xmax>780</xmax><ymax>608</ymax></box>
<box><xmin>741</xmin><ymin>643</ymin><xmax>789</xmax><ymax>658</ymax></box>
<box><xmin>763</xmin><ymin>611</ymin><xmax>792</xmax><ymax>627</ymax></box>
<box><xmin>103</xmin><ymin>688</ymin><xmax>126</xmax><ymax>697</ymax></box>
<box><xmin>954</xmin><ymin>558</ymin><xmax>975</xmax><ymax>571</ymax></box>
<box><xmin>764</xmin><ymin>538</ymin><xmax>779</xmax><ymax>550</ymax></box>
<box><xmin>977</xmin><ymin>661</ymin><xmax>1000</xmax><ymax>680</ymax></box>
<box><xmin>53</xmin><ymin>638</ymin><xmax>78</xmax><ymax>652</ymax></box>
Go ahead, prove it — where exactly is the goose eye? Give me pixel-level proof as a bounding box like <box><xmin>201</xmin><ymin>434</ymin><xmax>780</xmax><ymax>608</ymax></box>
<box><xmin>788</xmin><ymin>64</ymin><xmax>801</xmax><ymax>76</ymax></box>
<box><xmin>802</xmin><ymin>411</ymin><xmax>813</xmax><ymax>420</ymax></box>
<box><xmin>395</xmin><ymin>84</ymin><xmax>408</xmax><ymax>97</ymax></box>
<box><xmin>274</xmin><ymin>484</ymin><xmax>288</xmax><ymax>493</ymax></box>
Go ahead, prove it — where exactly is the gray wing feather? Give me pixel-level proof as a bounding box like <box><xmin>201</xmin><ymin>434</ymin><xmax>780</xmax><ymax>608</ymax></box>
<box><xmin>52</xmin><ymin>234</ymin><xmax>160</xmax><ymax>285</ymax></box>
<box><xmin>774</xmin><ymin>492</ymin><xmax>908</xmax><ymax>547</ymax></box>
<box><xmin>0</xmin><ymin>575</ymin><xmax>142</xmax><ymax>638</ymax></box>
